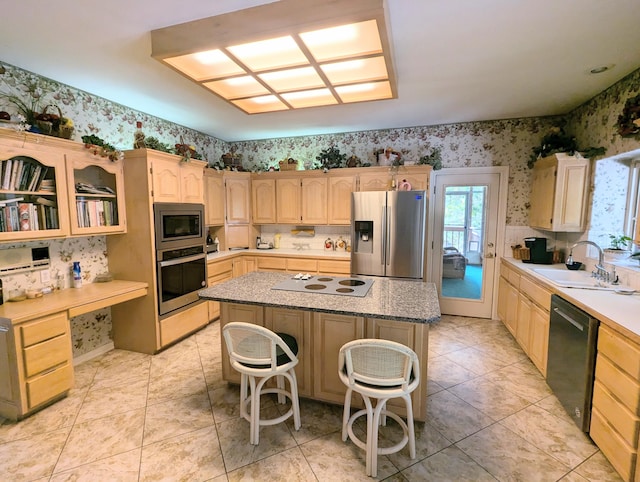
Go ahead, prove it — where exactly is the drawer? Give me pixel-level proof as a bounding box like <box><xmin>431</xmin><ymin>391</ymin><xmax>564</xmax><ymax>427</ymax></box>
<box><xmin>207</xmin><ymin>259</ymin><xmax>233</xmax><ymax>277</ymax></box>
<box><xmin>160</xmin><ymin>301</ymin><xmax>208</xmax><ymax>347</ymax></box>
<box><xmin>318</xmin><ymin>259</ymin><xmax>351</xmax><ymax>274</ymax></box>
<box><xmin>23</xmin><ymin>334</ymin><xmax>71</xmax><ymax>378</ymax></box>
<box><xmin>257</xmin><ymin>257</ymin><xmax>287</xmax><ymax>271</ymax></box>
<box><xmin>598</xmin><ymin>324</ymin><xmax>640</xmax><ymax>380</ymax></box>
<box><xmin>20</xmin><ymin>312</ymin><xmax>68</xmax><ymax>348</ymax></box>
<box><xmin>595</xmin><ymin>354</ymin><xmax>640</xmax><ymax>414</ymax></box>
<box><xmin>519</xmin><ymin>276</ymin><xmax>551</xmax><ymax>310</ymax></box>
<box><xmin>590</xmin><ymin>407</ymin><xmax>636</xmax><ymax>482</ymax></box>
<box><xmin>592</xmin><ymin>380</ymin><xmax>640</xmax><ymax>447</ymax></box>
<box><xmin>208</xmin><ymin>271</ymin><xmax>233</xmax><ymax>286</ymax></box>
<box><xmin>287</xmin><ymin>258</ymin><xmax>317</xmax><ymax>273</ymax></box>
<box><xmin>500</xmin><ymin>262</ymin><xmax>510</xmax><ymax>279</ymax></box>
<box><xmin>507</xmin><ymin>267</ymin><xmax>520</xmax><ymax>288</ymax></box>
<box><xmin>26</xmin><ymin>363</ymin><xmax>73</xmax><ymax>409</ymax></box>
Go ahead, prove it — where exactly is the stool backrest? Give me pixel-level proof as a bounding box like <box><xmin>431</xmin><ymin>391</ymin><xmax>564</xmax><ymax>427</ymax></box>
<box><xmin>223</xmin><ymin>322</ymin><xmax>298</xmax><ymax>371</ymax></box>
<box><xmin>339</xmin><ymin>339</ymin><xmax>419</xmax><ymax>390</ymax></box>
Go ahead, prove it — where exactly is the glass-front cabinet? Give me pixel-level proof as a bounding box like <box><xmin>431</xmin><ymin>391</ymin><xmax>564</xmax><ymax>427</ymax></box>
<box><xmin>0</xmin><ymin>130</ymin><xmax>70</xmax><ymax>240</ymax></box>
<box><xmin>65</xmin><ymin>151</ymin><xmax>126</xmax><ymax>235</ymax></box>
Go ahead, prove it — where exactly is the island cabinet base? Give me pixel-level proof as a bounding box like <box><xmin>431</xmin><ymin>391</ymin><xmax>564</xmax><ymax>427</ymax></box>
<box><xmin>219</xmin><ymin>302</ymin><xmax>429</xmax><ymax>422</ymax></box>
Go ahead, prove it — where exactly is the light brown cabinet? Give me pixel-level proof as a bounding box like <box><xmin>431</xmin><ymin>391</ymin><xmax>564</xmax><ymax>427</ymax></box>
<box><xmin>301</xmin><ymin>177</ymin><xmax>328</xmax><ymax>224</ymax></box>
<box><xmin>224</xmin><ymin>172</ymin><xmax>251</xmax><ymax>224</ymax></box>
<box><xmin>204</xmin><ymin>169</ymin><xmax>225</xmax><ymax>225</ymax></box>
<box><xmin>251</xmin><ymin>178</ymin><xmax>277</xmax><ymax>224</ymax></box>
<box><xmin>497</xmin><ymin>260</ymin><xmax>550</xmax><ymax>376</ymax></box>
<box><xmin>66</xmin><ymin>149</ymin><xmax>127</xmax><ymax>235</ymax></box>
<box><xmin>276</xmin><ymin>177</ymin><xmax>301</xmax><ymax>223</ymax></box>
<box><xmin>206</xmin><ymin>258</ymin><xmax>233</xmax><ymax>321</ymax></box>
<box><xmin>150</xmin><ymin>153</ymin><xmax>206</xmax><ymax>204</ymax></box>
<box><xmin>219</xmin><ymin>303</ymin><xmax>264</xmax><ymax>384</ymax></box>
<box><xmin>0</xmin><ymin>312</ymin><xmax>73</xmax><ymax>420</ymax></box>
<box><xmin>328</xmin><ymin>175</ymin><xmax>356</xmax><ymax>225</ymax></box>
<box><xmin>529</xmin><ymin>153</ymin><xmax>590</xmax><ymax>232</ymax></box>
<box><xmin>590</xmin><ymin>324</ymin><xmax>640</xmax><ymax>482</ymax></box>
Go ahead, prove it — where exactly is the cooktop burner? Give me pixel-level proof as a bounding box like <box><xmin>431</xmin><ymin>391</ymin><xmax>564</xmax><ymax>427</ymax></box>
<box><xmin>272</xmin><ymin>275</ymin><xmax>373</xmax><ymax>297</ymax></box>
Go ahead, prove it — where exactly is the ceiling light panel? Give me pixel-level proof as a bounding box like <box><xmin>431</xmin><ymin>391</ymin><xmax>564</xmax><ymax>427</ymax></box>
<box><xmin>321</xmin><ymin>56</ymin><xmax>388</xmax><ymax>85</ymax></box>
<box><xmin>228</xmin><ymin>36</ymin><xmax>308</xmax><ymax>72</ymax></box>
<box><xmin>259</xmin><ymin>67</ymin><xmax>326</xmax><ymax>92</ymax></box>
<box><xmin>300</xmin><ymin>20</ymin><xmax>383</xmax><ymax>62</ymax></box>
<box><xmin>203</xmin><ymin>76</ymin><xmax>270</xmax><ymax>99</ymax></box>
<box><xmin>281</xmin><ymin>89</ymin><xmax>338</xmax><ymax>108</ymax></box>
<box><xmin>150</xmin><ymin>0</ymin><xmax>395</xmax><ymax>114</ymax></box>
<box><xmin>164</xmin><ymin>50</ymin><xmax>244</xmax><ymax>81</ymax></box>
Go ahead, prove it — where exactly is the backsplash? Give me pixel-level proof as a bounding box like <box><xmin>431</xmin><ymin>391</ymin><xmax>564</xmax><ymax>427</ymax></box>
<box><xmin>258</xmin><ymin>225</ymin><xmax>350</xmax><ymax>251</ymax></box>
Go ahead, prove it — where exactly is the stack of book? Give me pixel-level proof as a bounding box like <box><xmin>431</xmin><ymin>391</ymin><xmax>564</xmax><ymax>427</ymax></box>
<box><xmin>0</xmin><ymin>156</ymin><xmax>50</xmax><ymax>192</ymax></box>
<box><xmin>0</xmin><ymin>197</ymin><xmax>58</xmax><ymax>232</ymax></box>
<box><xmin>76</xmin><ymin>200</ymin><xmax>118</xmax><ymax>227</ymax></box>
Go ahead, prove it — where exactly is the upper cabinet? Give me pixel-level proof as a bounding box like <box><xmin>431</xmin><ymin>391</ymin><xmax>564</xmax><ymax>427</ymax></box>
<box><xmin>301</xmin><ymin>177</ymin><xmax>327</xmax><ymax>224</ymax></box>
<box><xmin>224</xmin><ymin>172</ymin><xmax>251</xmax><ymax>224</ymax></box>
<box><xmin>252</xmin><ymin>178</ymin><xmax>276</xmax><ymax>224</ymax></box>
<box><xmin>65</xmin><ymin>148</ymin><xmax>127</xmax><ymax>235</ymax></box>
<box><xmin>529</xmin><ymin>153</ymin><xmax>590</xmax><ymax>232</ymax></box>
<box><xmin>328</xmin><ymin>175</ymin><xmax>356</xmax><ymax>225</ymax></box>
<box><xmin>150</xmin><ymin>153</ymin><xmax>205</xmax><ymax>204</ymax></box>
<box><xmin>204</xmin><ymin>169</ymin><xmax>225</xmax><ymax>225</ymax></box>
<box><xmin>276</xmin><ymin>177</ymin><xmax>301</xmax><ymax>223</ymax></box>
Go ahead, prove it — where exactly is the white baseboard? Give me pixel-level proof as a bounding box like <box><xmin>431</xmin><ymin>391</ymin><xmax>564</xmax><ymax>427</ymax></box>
<box><xmin>73</xmin><ymin>342</ymin><xmax>114</xmax><ymax>366</ymax></box>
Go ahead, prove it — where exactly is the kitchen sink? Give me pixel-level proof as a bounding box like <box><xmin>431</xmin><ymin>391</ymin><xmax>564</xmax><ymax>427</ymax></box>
<box><xmin>532</xmin><ymin>268</ymin><xmax>616</xmax><ymax>290</ymax></box>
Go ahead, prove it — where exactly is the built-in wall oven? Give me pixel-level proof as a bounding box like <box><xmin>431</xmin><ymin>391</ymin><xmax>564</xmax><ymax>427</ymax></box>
<box><xmin>153</xmin><ymin>203</ymin><xmax>207</xmax><ymax>316</ymax></box>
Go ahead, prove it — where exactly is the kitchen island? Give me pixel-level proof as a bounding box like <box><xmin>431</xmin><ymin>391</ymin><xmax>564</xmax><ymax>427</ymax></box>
<box><xmin>199</xmin><ymin>271</ymin><xmax>440</xmax><ymax>421</ymax></box>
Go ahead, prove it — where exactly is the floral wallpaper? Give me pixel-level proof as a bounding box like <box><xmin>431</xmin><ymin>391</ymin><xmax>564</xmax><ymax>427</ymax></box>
<box><xmin>1</xmin><ymin>59</ymin><xmax>639</xmax><ymax>358</ymax></box>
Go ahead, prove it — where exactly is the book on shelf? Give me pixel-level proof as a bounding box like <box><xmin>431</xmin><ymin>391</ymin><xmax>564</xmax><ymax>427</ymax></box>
<box><xmin>0</xmin><ymin>197</ymin><xmax>24</xmax><ymax>206</ymax></box>
<box><xmin>1</xmin><ymin>159</ymin><xmax>12</xmax><ymax>190</ymax></box>
<box><xmin>18</xmin><ymin>203</ymin><xmax>30</xmax><ymax>231</ymax></box>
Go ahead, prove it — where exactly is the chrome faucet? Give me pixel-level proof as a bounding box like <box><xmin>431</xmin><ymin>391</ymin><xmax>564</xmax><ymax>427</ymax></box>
<box><xmin>569</xmin><ymin>240</ymin><xmax>609</xmax><ymax>281</ymax></box>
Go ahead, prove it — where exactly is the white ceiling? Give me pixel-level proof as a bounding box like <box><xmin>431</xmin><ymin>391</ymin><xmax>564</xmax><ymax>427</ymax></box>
<box><xmin>2</xmin><ymin>0</ymin><xmax>640</xmax><ymax>142</ymax></box>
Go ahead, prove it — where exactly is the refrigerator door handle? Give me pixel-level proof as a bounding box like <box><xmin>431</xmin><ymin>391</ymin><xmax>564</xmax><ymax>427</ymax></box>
<box><xmin>385</xmin><ymin>204</ymin><xmax>391</xmax><ymax>266</ymax></box>
<box><xmin>381</xmin><ymin>205</ymin><xmax>387</xmax><ymax>267</ymax></box>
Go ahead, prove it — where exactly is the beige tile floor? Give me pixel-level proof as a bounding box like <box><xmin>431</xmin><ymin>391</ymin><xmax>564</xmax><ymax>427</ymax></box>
<box><xmin>0</xmin><ymin>315</ymin><xmax>624</xmax><ymax>481</ymax></box>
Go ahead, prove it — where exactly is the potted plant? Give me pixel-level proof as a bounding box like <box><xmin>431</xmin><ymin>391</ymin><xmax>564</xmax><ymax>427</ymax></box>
<box><xmin>528</xmin><ymin>125</ymin><xmax>606</xmax><ymax>168</ymax></box>
<box><xmin>604</xmin><ymin>234</ymin><xmax>633</xmax><ymax>261</ymax></box>
<box><xmin>316</xmin><ymin>146</ymin><xmax>346</xmax><ymax>170</ymax></box>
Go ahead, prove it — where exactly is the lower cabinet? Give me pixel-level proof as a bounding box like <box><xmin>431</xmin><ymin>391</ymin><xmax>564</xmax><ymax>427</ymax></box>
<box><xmin>0</xmin><ymin>312</ymin><xmax>74</xmax><ymax>420</ymax></box>
<box><xmin>497</xmin><ymin>260</ymin><xmax>550</xmax><ymax>376</ymax></box>
<box><xmin>590</xmin><ymin>324</ymin><xmax>640</xmax><ymax>482</ymax></box>
<box><xmin>218</xmin><ymin>302</ymin><xmax>429</xmax><ymax>421</ymax></box>
<box><xmin>159</xmin><ymin>301</ymin><xmax>209</xmax><ymax>347</ymax></box>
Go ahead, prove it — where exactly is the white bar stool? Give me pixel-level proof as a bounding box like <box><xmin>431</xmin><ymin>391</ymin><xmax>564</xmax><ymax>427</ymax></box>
<box><xmin>338</xmin><ymin>339</ymin><xmax>420</xmax><ymax>477</ymax></box>
<box><xmin>222</xmin><ymin>322</ymin><xmax>301</xmax><ymax>445</ymax></box>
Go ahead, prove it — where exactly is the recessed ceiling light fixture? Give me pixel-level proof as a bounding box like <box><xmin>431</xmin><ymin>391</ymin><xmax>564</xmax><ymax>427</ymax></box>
<box><xmin>589</xmin><ymin>65</ymin><xmax>614</xmax><ymax>74</ymax></box>
<box><xmin>150</xmin><ymin>0</ymin><xmax>396</xmax><ymax>114</ymax></box>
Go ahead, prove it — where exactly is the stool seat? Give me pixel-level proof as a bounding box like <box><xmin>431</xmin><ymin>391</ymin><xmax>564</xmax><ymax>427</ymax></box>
<box><xmin>339</xmin><ymin>339</ymin><xmax>420</xmax><ymax>477</ymax></box>
<box><xmin>223</xmin><ymin>322</ymin><xmax>301</xmax><ymax>445</ymax></box>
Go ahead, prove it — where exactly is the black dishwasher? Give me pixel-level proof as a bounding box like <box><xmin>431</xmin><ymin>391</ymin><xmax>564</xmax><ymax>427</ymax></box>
<box><xmin>547</xmin><ymin>294</ymin><xmax>599</xmax><ymax>432</ymax></box>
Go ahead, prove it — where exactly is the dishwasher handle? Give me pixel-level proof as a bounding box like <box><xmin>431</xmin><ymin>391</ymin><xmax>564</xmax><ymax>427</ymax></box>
<box><xmin>553</xmin><ymin>306</ymin><xmax>585</xmax><ymax>331</ymax></box>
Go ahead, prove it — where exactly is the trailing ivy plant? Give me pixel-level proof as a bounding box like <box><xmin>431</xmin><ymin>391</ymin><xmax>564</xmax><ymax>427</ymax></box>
<box><xmin>528</xmin><ymin>126</ymin><xmax>605</xmax><ymax>168</ymax></box>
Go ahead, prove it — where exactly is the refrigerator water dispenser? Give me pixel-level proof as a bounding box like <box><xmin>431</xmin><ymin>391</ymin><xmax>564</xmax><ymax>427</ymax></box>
<box><xmin>353</xmin><ymin>220</ymin><xmax>373</xmax><ymax>254</ymax></box>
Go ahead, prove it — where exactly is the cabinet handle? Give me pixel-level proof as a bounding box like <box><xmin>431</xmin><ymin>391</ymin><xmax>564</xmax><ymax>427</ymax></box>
<box><xmin>0</xmin><ymin>326</ymin><xmax>8</xmax><ymax>333</ymax></box>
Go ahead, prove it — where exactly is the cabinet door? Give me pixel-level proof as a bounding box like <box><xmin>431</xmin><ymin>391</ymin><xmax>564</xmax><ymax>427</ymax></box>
<box><xmin>553</xmin><ymin>159</ymin><xmax>589</xmax><ymax>231</ymax></box>
<box><xmin>0</xmin><ymin>141</ymin><xmax>70</xmax><ymax>241</ymax></box>
<box><xmin>277</xmin><ymin>178</ymin><xmax>301</xmax><ymax>223</ymax></box>
<box><xmin>358</xmin><ymin>172</ymin><xmax>389</xmax><ymax>191</ymax></box>
<box><xmin>220</xmin><ymin>303</ymin><xmax>264</xmax><ymax>384</ymax></box>
<box><xmin>180</xmin><ymin>162</ymin><xmax>204</xmax><ymax>204</ymax></box>
<box><xmin>313</xmin><ymin>312</ymin><xmax>365</xmax><ymax>404</ymax></box>
<box><xmin>397</xmin><ymin>169</ymin><xmax>430</xmax><ymax>192</ymax></box>
<box><xmin>225</xmin><ymin>174</ymin><xmax>251</xmax><ymax>224</ymax></box>
<box><xmin>252</xmin><ymin>178</ymin><xmax>277</xmax><ymax>224</ymax></box>
<box><xmin>204</xmin><ymin>170</ymin><xmax>225</xmax><ymax>225</ymax></box>
<box><xmin>528</xmin><ymin>302</ymin><xmax>549</xmax><ymax>376</ymax></box>
<box><xmin>66</xmin><ymin>153</ymin><xmax>127</xmax><ymax>235</ymax></box>
<box><xmin>301</xmin><ymin>177</ymin><xmax>327</xmax><ymax>224</ymax></box>
<box><xmin>503</xmin><ymin>280</ymin><xmax>519</xmax><ymax>336</ymax></box>
<box><xmin>328</xmin><ymin>176</ymin><xmax>356</xmax><ymax>224</ymax></box>
<box><xmin>265</xmin><ymin>308</ymin><xmax>313</xmax><ymax>397</ymax></box>
<box><xmin>151</xmin><ymin>157</ymin><xmax>181</xmax><ymax>203</ymax></box>
<box><xmin>516</xmin><ymin>294</ymin><xmax>532</xmax><ymax>353</ymax></box>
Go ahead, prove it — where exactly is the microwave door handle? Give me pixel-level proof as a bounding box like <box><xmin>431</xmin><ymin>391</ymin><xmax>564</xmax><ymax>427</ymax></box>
<box><xmin>158</xmin><ymin>253</ymin><xmax>206</xmax><ymax>267</ymax></box>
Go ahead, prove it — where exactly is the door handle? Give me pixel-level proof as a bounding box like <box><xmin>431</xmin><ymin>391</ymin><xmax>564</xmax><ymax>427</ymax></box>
<box><xmin>485</xmin><ymin>253</ymin><xmax>494</xmax><ymax>258</ymax></box>
<box><xmin>487</xmin><ymin>242</ymin><xmax>494</xmax><ymax>248</ymax></box>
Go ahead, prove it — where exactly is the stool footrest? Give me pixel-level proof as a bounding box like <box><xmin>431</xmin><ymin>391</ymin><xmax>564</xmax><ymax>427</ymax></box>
<box><xmin>345</xmin><ymin>408</ymin><xmax>410</xmax><ymax>455</ymax></box>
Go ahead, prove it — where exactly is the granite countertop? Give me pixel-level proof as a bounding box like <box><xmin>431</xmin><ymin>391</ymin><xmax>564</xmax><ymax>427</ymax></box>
<box><xmin>199</xmin><ymin>271</ymin><xmax>440</xmax><ymax>324</ymax></box>
<box><xmin>503</xmin><ymin>258</ymin><xmax>640</xmax><ymax>342</ymax></box>
<box><xmin>206</xmin><ymin>248</ymin><xmax>350</xmax><ymax>262</ymax></box>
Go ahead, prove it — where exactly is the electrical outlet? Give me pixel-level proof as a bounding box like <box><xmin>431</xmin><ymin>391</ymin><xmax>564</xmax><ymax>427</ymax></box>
<box><xmin>40</xmin><ymin>269</ymin><xmax>51</xmax><ymax>284</ymax></box>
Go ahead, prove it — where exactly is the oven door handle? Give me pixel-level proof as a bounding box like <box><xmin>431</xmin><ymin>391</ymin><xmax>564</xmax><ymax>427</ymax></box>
<box><xmin>158</xmin><ymin>253</ymin><xmax>206</xmax><ymax>267</ymax></box>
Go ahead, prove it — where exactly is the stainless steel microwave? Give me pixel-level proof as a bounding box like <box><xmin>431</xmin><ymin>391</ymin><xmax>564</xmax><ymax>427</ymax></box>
<box><xmin>153</xmin><ymin>203</ymin><xmax>205</xmax><ymax>250</ymax></box>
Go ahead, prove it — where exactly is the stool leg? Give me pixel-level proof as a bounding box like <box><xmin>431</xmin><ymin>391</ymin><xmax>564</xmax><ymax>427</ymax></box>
<box><xmin>249</xmin><ymin>376</ymin><xmax>259</xmax><ymax>445</ymax></box>
<box><xmin>404</xmin><ymin>394</ymin><xmax>416</xmax><ymax>459</ymax></box>
<box><xmin>276</xmin><ymin>375</ymin><xmax>285</xmax><ymax>404</ymax></box>
<box><xmin>289</xmin><ymin>369</ymin><xmax>301</xmax><ymax>430</ymax></box>
<box><xmin>342</xmin><ymin>387</ymin><xmax>353</xmax><ymax>441</ymax></box>
<box><xmin>240</xmin><ymin>373</ymin><xmax>249</xmax><ymax>421</ymax></box>
<box><xmin>363</xmin><ymin>396</ymin><xmax>376</xmax><ymax>477</ymax></box>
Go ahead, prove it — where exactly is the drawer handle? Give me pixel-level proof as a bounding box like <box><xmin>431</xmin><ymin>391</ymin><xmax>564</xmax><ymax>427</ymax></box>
<box><xmin>0</xmin><ymin>326</ymin><xmax>8</xmax><ymax>333</ymax></box>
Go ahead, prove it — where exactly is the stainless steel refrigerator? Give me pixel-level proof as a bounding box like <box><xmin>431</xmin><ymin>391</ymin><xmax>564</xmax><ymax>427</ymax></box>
<box><xmin>351</xmin><ymin>190</ymin><xmax>427</xmax><ymax>279</ymax></box>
